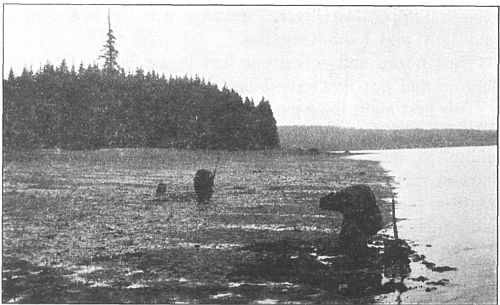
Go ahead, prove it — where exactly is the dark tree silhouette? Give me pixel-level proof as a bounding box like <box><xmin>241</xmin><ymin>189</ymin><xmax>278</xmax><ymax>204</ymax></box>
<box><xmin>3</xmin><ymin>11</ymin><xmax>280</xmax><ymax>151</ymax></box>
<box><xmin>99</xmin><ymin>10</ymin><xmax>119</xmax><ymax>73</ymax></box>
<box><xmin>3</xmin><ymin>62</ymin><xmax>280</xmax><ymax>150</ymax></box>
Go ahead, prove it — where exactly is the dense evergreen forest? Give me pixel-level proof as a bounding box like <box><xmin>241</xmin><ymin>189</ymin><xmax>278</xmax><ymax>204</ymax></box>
<box><xmin>3</xmin><ymin>65</ymin><xmax>279</xmax><ymax>150</ymax></box>
<box><xmin>279</xmin><ymin>126</ymin><xmax>497</xmax><ymax>151</ymax></box>
<box><xmin>3</xmin><ymin>20</ymin><xmax>279</xmax><ymax>151</ymax></box>
<box><xmin>4</xmin><ymin>20</ymin><xmax>494</xmax><ymax>152</ymax></box>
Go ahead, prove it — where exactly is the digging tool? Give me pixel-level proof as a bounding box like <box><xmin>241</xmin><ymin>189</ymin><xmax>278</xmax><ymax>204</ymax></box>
<box><xmin>213</xmin><ymin>154</ymin><xmax>221</xmax><ymax>180</ymax></box>
<box><xmin>383</xmin><ymin>180</ymin><xmax>411</xmax><ymax>304</ymax></box>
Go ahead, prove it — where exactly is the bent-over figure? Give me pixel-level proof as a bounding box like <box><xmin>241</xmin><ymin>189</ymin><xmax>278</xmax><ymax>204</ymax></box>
<box><xmin>194</xmin><ymin>169</ymin><xmax>215</xmax><ymax>204</ymax></box>
<box><xmin>320</xmin><ymin>184</ymin><xmax>382</xmax><ymax>256</ymax></box>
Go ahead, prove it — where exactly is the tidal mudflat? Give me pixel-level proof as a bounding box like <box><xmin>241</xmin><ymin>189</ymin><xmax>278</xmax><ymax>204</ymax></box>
<box><xmin>3</xmin><ymin>148</ymin><xmax>451</xmax><ymax>303</ymax></box>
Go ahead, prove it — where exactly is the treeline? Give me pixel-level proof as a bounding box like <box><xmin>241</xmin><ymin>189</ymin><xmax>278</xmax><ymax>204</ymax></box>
<box><xmin>3</xmin><ymin>62</ymin><xmax>280</xmax><ymax>150</ymax></box>
<box><xmin>279</xmin><ymin>126</ymin><xmax>497</xmax><ymax>151</ymax></box>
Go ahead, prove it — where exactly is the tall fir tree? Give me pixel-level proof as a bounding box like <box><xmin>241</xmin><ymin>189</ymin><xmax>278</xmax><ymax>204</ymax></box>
<box><xmin>2</xmin><ymin>12</ymin><xmax>281</xmax><ymax>151</ymax></box>
<box><xmin>7</xmin><ymin>68</ymin><xmax>15</xmax><ymax>81</ymax></box>
<box><xmin>99</xmin><ymin>9</ymin><xmax>119</xmax><ymax>72</ymax></box>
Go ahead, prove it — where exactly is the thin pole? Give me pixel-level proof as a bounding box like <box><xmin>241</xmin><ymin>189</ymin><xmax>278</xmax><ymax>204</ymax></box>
<box><xmin>213</xmin><ymin>154</ymin><xmax>221</xmax><ymax>178</ymax></box>
<box><xmin>391</xmin><ymin>191</ymin><xmax>399</xmax><ymax>240</ymax></box>
<box><xmin>387</xmin><ymin>179</ymin><xmax>399</xmax><ymax>240</ymax></box>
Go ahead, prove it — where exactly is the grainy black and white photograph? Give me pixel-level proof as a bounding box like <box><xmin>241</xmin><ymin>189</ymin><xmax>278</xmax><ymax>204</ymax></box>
<box><xmin>2</xmin><ymin>2</ymin><xmax>498</xmax><ymax>304</ymax></box>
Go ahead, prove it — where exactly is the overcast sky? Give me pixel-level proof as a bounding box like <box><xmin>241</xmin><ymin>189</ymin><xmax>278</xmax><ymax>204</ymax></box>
<box><xmin>4</xmin><ymin>5</ymin><xmax>498</xmax><ymax>129</ymax></box>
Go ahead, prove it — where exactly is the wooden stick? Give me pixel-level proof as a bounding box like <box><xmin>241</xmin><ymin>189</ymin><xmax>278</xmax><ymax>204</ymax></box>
<box><xmin>213</xmin><ymin>154</ymin><xmax>221</xmax><ymax>178</ymax></box>
<box><xmin>391</xmin><ymin>191</ymin><xmax>399</xmax><ymax>240</ymax></box>
<box><xmin>387</xmin><ymin>179</ymin><xmax>399</xmax><ymax>240</ymax></box>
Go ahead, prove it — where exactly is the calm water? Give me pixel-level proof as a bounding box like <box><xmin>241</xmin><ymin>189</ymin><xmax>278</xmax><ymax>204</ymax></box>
<box><xmin>349</xmin><ymin>146</ymin><xmax>497</xmax><ymax>304</ymax></box>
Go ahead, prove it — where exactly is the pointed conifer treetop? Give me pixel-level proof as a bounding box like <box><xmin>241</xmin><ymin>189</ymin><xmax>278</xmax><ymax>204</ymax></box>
<box><xmin>7</xmin><ymin>68</ymin><xmax>15</xmax><ymax>81</ymax></box>
<box><xmin>99</xmin><ymin>9</ymin><xmax>119</xmax><ymax>72</ymax></box>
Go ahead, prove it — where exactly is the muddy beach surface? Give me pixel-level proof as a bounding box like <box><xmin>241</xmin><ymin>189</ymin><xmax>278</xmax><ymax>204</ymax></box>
<box><xmin>3</xmin><ymin>148</ymin><xmax>443</xmax><ymax>303</ymax></box>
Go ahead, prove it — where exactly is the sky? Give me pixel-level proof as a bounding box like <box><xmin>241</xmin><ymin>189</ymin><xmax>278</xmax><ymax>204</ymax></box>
<box><xmin>3</xmin><ymin>5</ymin><xmax>498</xmax><ymax>129</ymax></box>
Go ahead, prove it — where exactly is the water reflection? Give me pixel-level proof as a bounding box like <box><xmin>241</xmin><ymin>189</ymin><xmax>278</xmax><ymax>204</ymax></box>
<box><xmin>380</xmin><ymin>238</ymin><xmax>412</xmax><ymax>304</ymax></box>
<box><xmin>232</xmin><ymin>236</ymin><xmax>418</xmax><ymax>303</ymax></box>
<box><xmin>2</xmin><ymin>233</ymin><xmax>452</xmax><ymax>303</ymax></box>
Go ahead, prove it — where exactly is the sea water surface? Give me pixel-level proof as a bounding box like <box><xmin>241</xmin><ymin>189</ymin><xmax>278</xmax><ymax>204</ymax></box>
<box><xmin>349</xmin><ymin>146</ymin><xmax>497</xmax><ymax>304</ymax></box>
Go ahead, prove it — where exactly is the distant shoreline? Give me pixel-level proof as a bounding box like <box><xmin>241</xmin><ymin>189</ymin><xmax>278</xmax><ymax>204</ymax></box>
<box><xmin>327</xmin><ymin>144</ymin><xmax>498</xmax><ymax>155</ymax></box>
<box><xmin>279</xmin><ymin>126</ymin><xmax>497</xmax><ymax>152</ymax></box>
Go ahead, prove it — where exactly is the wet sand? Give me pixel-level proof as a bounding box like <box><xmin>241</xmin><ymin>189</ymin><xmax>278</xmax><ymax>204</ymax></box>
<box><xmin>3</xmin><ymin>149</ymin><xmax>398</xmax><ymax>303</ymax></box>
<box><xmin>6</xmin><ymin>147</ymin><xmax>493</xmax><ymax>303</ymax></box>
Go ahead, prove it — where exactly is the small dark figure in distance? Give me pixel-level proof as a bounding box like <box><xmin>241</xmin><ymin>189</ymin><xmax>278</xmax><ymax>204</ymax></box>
<box><xmin>319</xmin><ymin>184</ymin><xmax>382</xmax><ymax>256</ymax></box>
<box><xmin>194</xmin><ymin>169</ymin><xmax>215</xmax><ymax>204</ymax></box>
<box><xmin>155</xmin><ymin>181</ymin><xmax>167</xmax><ymax>197</ymax></box>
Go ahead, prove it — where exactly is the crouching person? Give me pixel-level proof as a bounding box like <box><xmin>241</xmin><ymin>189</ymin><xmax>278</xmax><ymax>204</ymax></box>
<box><xmin>194</xmin><ymin>169</ymin><xmax>215</xmax><ymax>204</ymax></box>
<box><xmin>319</xmin><ymin>184</ymin><xmax>383</xmax><ymax>257</ymax></box>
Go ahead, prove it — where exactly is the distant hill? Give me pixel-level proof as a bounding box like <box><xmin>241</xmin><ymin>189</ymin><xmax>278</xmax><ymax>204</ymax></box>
<box><xmin>279</xmin><ymin>126</ymin><xmax>497</xmax><ymax>151</ymax></box>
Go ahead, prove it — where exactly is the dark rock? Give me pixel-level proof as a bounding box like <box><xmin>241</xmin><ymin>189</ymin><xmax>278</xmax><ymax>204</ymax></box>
<box><xmin>431</xmin><ymin>266</ymin><xmax>457</xmax><ymax>273</ymax></box>
<box><xmin>155</xmin><ymin>182</ymin><xmax>167</xmax><ymax>197</ymax></box>
<box><xmin>410</xmin><ymin>276</ymin><xmax>429</xmax><ymax>282</ymax></box>
<box><xmin>427</xmin><ymin>279</ymin><xmax>449</xmax><ymax>286</ymax></box>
